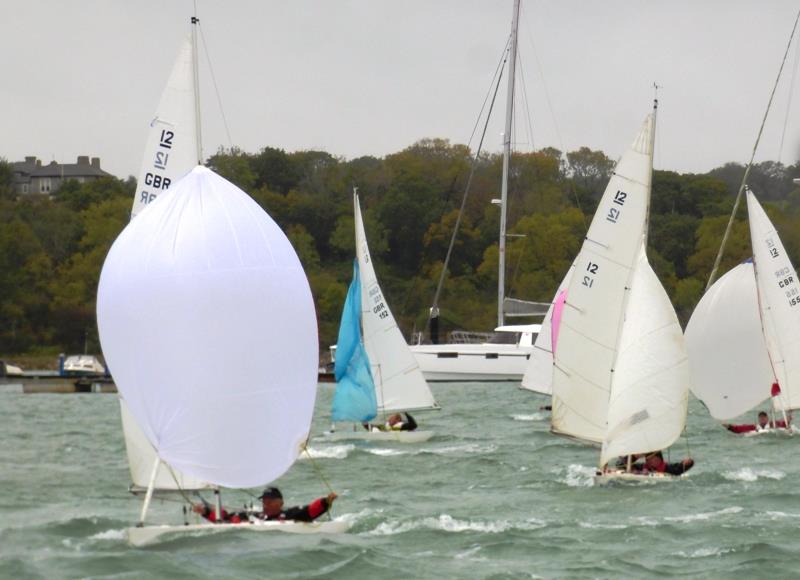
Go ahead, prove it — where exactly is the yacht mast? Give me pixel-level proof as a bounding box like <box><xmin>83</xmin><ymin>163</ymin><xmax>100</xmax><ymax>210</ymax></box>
<box><xmin>498</xmin><ymin>0</ymin><xmax>520</xmax><ymax>327</ymax></box>
<box><xmin>190</xmin><ymin>15</ymin><xmax>203</xmax><ymax>165</ymax></box>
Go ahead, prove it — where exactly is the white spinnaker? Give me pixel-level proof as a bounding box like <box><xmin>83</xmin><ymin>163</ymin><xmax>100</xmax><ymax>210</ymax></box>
<box><xmin>355</xmin><ymin>194</ymin><xmax>438</xmax><ymax>412</ymax></box>
<box><xmin>685</xmin><ymin>261</ymin><xmax>773</xmax><ymax>420</ymax></box>
<box><xmin>131</xmin><ymin>36</ymin><xmax>198</xmax><ymax>219</ymax></box>
<box><xmin>120</xmin><ymin>399</ymin><xmax>210</xmax><ymax>490</ymax></box>
<box><xmin>521</xmin><ymin>264</ymin><xmax>573</xmax><ymax>395</ymax></box>
<box><xmin>748</xmin><ymin>190</ymin><xmax>800</xmax><ymax>410</ymax></box>
<box><xmin>551</xmin><ymin>112</ymin><xmax>655</xmax><ymax>443</ymax></box>
<box><xmin>98</xmin><ymin>167</ymin><xmax>318</xmax><ymax>488</ymax></box>
<box><xmin>600</xmin><ymin>245</ymin><xmax>689</xmax><ymax>467</ymax></box>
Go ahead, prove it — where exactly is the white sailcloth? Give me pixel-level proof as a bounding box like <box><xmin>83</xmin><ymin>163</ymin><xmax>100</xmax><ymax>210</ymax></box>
<box><xmin>521</xmin><ymin>264</ymin><xmax>573</xmax><ymax>395</ymax></box>
<box><xmin>98</xmin><ymin>167</ymin><xmax>318</xmax><ymax>488</ymax></box>
<box><xmin>747</xmin><ymin>190</ymin><xmax>800</xmax><ymax>410</ymax></box>
<box><xmin>355</xmin><ymin>194</ymin><xmax>438</xmax><ymax>412</ymax></box>
<box><xmin>120</xmin><ymin>399</ymin><xmax>210</xmax><ymax>490</ymax></box>
<box><xmin>600</xmin><ymin>245</ymin><xmax>689</xmax><ymax>467</ymax></box>
<box><xmin>131</xmin><ymin>36</ymin><xmax>198</xmax><ymax>219</ymax></box>
<box><xmin>685</xmin><ymin>261</ymin><xmax>773</xmax><ymax>420</ymax></box>
<box><xmin>551</xmin><ymin>112</ymin><xmax>655</xmax><ymax>443</ymax></box>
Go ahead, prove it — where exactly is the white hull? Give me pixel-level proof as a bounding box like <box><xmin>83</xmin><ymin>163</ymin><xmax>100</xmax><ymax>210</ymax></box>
<box><xmin>128</xmin><ymin>519</ymin><xmax>349</xmax><ymax>547</ymax></box>
<box><xmin>742</xmin><ymin>427</ymin><xmax>795</xmax><ymax>438</ymax></box>
<box><xmin>411</xmin><ymin>344</ymin><xmax>532</xmax><ymax>382</ymax></box>
<box><xmin>593</xmin><ymin>469</ymin><xmax>686</xmax><ymax>485</ymax></box>
<box><xmin>321</xmin><ymin>429</ymin><xmax>434</xmax><ymax>443</ymax></box>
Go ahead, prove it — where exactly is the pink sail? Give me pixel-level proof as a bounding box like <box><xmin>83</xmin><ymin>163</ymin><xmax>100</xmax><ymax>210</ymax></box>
<box><xmin>551</xmin><ymin>289</ymin><xmax>567</xmax><ymax>356</ymax></box>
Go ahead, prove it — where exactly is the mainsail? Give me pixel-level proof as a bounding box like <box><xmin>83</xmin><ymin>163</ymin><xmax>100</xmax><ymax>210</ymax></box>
<box><xmin>332</xmin><ymin>261</ymin><xmax>378</xmax><ymax>423</ymax></box>
<box><xmin>551</xmin><ymin>111</ymin><xmax>656</xmax><ymax>443</ymax></box>
<box><xmin>685</xmin><ymin>261</ymin><xmax>773</xmax><ymax>420</ymax></box>
<box><xmin>98</xmin><ymin>167</ymin><xmax>318</xmax><ymax>489</ymax></box>
<box><xmin>354</xmin><ymin>194</ymin><xmax>438</xmax><ymax>413</ymax></box>
<box><xmin>747</xmin><ymin>190</ymin><xmax>800</xmax><ymax>410</ymax></box>
<box><xmin>130</xmin><ymin>36</ymin><xmax>199</xmax><ymax>219</ymax></box>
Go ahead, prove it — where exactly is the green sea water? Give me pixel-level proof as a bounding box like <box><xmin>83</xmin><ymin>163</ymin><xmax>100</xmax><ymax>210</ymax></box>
<box><xmin>1</xmin><ymin>383</ymin><xmax>798</xmax><ymax>579</ymax></box>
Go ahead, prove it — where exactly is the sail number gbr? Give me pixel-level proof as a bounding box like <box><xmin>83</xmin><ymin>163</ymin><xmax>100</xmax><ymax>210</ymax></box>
<box><xmin>369</xmin><ymin>285</ymin><xmax>390</xmax><ymax>319</ymax></box>
<box><xmin>605</xmin><ymin>190</ymin><xmax>627</xmax><ymax>224</ymax></box>
<box><xmin>138</xmin><ymin>130</ymin><xmax>175</xmax><ymax>205</ymax></box>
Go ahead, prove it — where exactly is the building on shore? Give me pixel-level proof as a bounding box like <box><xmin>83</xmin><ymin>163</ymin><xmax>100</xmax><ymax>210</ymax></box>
<box><xmin>11</xmin><ymin>155</ymin><xmax>111</xmax><ymax>196</ymax></box>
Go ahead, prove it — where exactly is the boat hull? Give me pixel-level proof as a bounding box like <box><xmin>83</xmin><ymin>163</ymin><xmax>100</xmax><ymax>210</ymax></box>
<box><xmin>593</xmin><ymin>470</ymin><xmax>686</xmax><ymax>485</ymax></box>
<box><xmin>742</xmin><ymin>427</ymin><xmax>795</xmax><ymax>438</ymax></box>
<box><xmin>128</xmin><ymin>519</ymin><xmax>350</xmax><ymax>547</ymax></box>
<box><xmin>410</xmin><ymin>344</ymin><xmax>532</xmax><ymax>382</ymax></box>
<box><xmin>320</xmin><ymin>430</ymin><xmax>434</xmax><ymax>443</ymax></box>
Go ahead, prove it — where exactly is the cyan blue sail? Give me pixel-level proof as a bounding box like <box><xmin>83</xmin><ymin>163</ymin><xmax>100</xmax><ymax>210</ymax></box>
<box><xmin>332</xmin><ymin>261</ymin><xmax>378</xmax><ymax>422</ymax></box>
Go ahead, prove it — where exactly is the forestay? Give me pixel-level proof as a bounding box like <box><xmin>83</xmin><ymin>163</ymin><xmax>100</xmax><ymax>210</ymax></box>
<box><xmin>98</xmin><ymin>167</ymin><xmax>318</xmax><ymax>489</ymax></box>
<box><xmin>748</xmin><ymin>190</ymin><xmax>800</xmax><ymax>410</ymax></box>
<box><xmin>600</xmin><ymin>244</ymin><xmax>689</xmax><ymax>467</ymax></box>
<box><xmin>551</xmin><ymin>112</ymin><xmax>655</xmax><ymax>443</ymax></box>
<box><xmin>521</xmin><ymin>265</ymin><xmax>572</xmax><ymax>395</ymax></box>
<box><xmin>131</xmin><ymin>36</ymin><xmax>198</xmax><ymax>219</ymax></box>
<box><xmin>355</xmin><ymin>194</ymin><xmax>438</xmax><ymax>412</ymax></box>
<box><xmin>332</xmin><ymin>261</ymin><xmax>378</xmax><ymax>423</ymax></box>
<box><xmin>685</xmin><ymin>261</ymin><xmax>773</xmax><ymax>420</ymax></box>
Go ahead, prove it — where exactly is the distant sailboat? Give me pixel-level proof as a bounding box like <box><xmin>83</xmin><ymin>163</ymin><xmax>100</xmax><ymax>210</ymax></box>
<box><xmin>98</xmin><ymin>167</ymin><xmax>348</xmax><ymax>546</ymax></box>
<box><xmin>326</xmin><ymin>192</ymin><xmax>439</xmax><ymax>443</ymax></box>
<box><xmin>686</xmin><ymin>188</ymin><xmax>799</xmax><ymax>434</ymax></box>
<box><xmin>548</xmin><ymin>104</ymin><xmax>692</xmax><ymax>482</ymax></box>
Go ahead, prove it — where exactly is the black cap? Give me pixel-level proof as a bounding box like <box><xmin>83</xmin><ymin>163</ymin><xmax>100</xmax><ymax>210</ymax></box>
<box><xmin>258</xmin><ymin>486</ymin><xmax>282</xmax><ymax>500</ymax></box>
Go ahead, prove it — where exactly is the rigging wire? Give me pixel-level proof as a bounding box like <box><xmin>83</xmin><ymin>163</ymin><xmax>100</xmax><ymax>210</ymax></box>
<box><xmin>198</xmin><ymin>24</ymin><xmax>234</xmax><ymax>149</ymax></box>
<box><xmin>706</xmin><ymin>7</ymin><xmax>800</xmax><ymax>291</ymax></box>
<box><xmin>778</xmin><ymin>29</ymin><xmax>800</xmax><ymax>163</ymax></box>
<box><xmin>425</xmin><ymin>39</ymin><xmax>509</xmax><ymax>331</ymax></box>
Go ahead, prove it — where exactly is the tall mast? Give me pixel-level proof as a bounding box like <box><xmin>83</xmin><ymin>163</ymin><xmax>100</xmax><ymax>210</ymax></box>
<box><xmin>644</xmin><ymin>85</ymin><xmax>658</xmax><ymax>246</ymax></box>
<box><xmin>191</xmin><ymin>14</ymin><xmax>203</xmax><ymax>165</ymax></box>
<box><xmin>497</xmin><ymin>0</ymin><xmax>520</xmax><ymax>327</ymax></box>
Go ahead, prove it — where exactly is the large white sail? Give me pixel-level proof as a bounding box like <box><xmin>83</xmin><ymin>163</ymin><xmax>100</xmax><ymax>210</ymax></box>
<box><xmin>685</xmin><ymin>261</ymin><xmax>773</xmax><ymax>420</ymax></box>
<box><xmin>355</xmin><ymin>194</ymin><xmax>438</xmax><ymax>412</ymax></box>
<box><xmin>521</xmin><ymin>264</ymin><xmax>573</xmax><ymax>395</ymax></box>
<box><xmin>600</xmin><ymin>245</ymin><xmax>689</xmax><ymax>467</ymax></box>
<box><xmin>98</xmin><ymin>167</ymin><xmax>319</xmax><ymax>488</ymax></box>
<box><xmin>747</xmin><ymin>190</ymin><xmax>800</xmax><ymax>410</ymax></box>
<box><xmin>120</xmin><ymin>400</ymin><xmax>210</xmax><ymax>490</ymax></box>
<box><xmin>130</xmin><ymin>36</ymin><xmax>198</xmax><ymax>219</ymax></box>
<box><xmin>551</xmin><ymin>112</ymin><xmax>656</xmax><ymax>443</ymax></box>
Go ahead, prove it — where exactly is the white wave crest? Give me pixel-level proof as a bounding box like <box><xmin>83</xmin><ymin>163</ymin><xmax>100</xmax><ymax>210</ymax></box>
<box><xmin>559</xmin><ymin>464</ymin><xmax>596</xmax><ymax>487</ymax></box>
<box><xmin>763</xmin><ymin>511</ymin><xmax>800</xmax><ymax>520</ymax></box>
<box><xmin>675</xmin><ymin>546</ymin><xmax>735</xmax><ymax>558</ymax></box>
<box><xmin>425</xmin><ymin>443</ymin><xmax>498</xmax><ymax>456</ymax></box>
<box><xmin>578</xmin><ymin>521</ymin><xmax>627</xmax><ymax>530</ymax></box>
<box><xmin>367</xmin><ymin>514</ymin><xmax>545</xmax><ymax>536</ymax></box>
<box><xmin>722</xmin><ymin>467</ymin><xmax>785</xmax><ymax>482</ymax></box>
<box><xmin>511</xmin><ymin>413</ymin><xmax>546</xmax><ymax>422</ymax></box>
<box><xmin>664</xmin><ymin>506</ymin><xmax>743</xmax><ymax>523</ymax></box>
<box><xmin>364</xmin><ymin>447</ymin><xmax>409</xmax><ymax>457</ymax></box>
<box><xmin>90</xmin><ymin>528</ymin><xmax>127</xmax><ymax>541</ymax></box>
<box><xmin>299</xmin><ymin>444</ymin><xmax>354</xmax><ymax>460</ymax></box>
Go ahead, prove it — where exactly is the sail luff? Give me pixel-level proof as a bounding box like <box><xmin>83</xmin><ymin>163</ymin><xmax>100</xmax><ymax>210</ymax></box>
<box><xmin>355</xmin><ymin>193</ymin><xmax>438</xmax><ymax>412</ymax></box>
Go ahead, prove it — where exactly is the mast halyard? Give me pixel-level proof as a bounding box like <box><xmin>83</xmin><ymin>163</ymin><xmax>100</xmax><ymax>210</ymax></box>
<box><xmin>191</xmin><ymin>15</ymin><xmax>203</xmax><ymax>165</ymax></box>
<box><xmin>497</xmin><ymin>0</ymin><xmax>521</xmax><ymax>327</ymax></box>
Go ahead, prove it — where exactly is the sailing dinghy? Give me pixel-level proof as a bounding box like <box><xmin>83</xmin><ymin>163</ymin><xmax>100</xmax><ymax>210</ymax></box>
<box><xmin>548</xmin><ymin>104</ymin><xmax>692</xmax><ymax>483</ymax></box>
<box><xmin>324</xmin><ymin>193</ymin><xmax>439</xmax><ymax>443</ymax></box>
<box><xmin>686</xmin><ymin>188</ymin><xmax>799</xmax><ymax>436</ymax></box>
<box><xmin>98</xmin><ymin>166</ymin><xmax>348</xmax><ymax>547</ymax></box>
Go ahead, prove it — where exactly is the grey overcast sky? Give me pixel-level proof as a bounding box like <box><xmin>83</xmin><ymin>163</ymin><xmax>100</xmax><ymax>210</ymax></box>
<box><xmin>3</xmin><ymin>1</ymin><xmax>800</xmax><ymax>180</ymax></box>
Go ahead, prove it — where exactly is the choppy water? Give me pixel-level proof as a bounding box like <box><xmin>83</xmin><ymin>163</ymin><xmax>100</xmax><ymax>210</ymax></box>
<box><xmin>1</xmin><ymin>383</ymin><xmax>799</xmax><ymax>579</ymax></box>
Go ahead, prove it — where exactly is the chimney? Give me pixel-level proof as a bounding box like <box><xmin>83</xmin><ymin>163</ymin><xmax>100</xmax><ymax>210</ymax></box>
<box><xmin>77</xmin><ymin>156</ymin><xmax>89</xmax><ymax>166</ymax></box>
<box><xmin>36</xmin><ymin>160</ymin><xmax>42</xmax><ymax>167</ymax></box>
<box><xmin>24</xmin><ymin>156</ymin><xmax>37</xmax><ymax>164</ymax></box>
<box><xmin>90</xmin><ymin>157</ymin><xmax>101</xmax><ymax>169</ymax></box>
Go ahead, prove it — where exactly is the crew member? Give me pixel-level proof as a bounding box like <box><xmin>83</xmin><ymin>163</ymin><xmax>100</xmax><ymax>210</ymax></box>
<box><xmin>193</xmin><ymin>487</ymin><xmax>337</xmax><ymax>524</ymax></box>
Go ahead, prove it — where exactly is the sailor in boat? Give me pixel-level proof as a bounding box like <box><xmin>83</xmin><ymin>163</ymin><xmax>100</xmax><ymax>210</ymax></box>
<box><xmin>193</xmin><ymin>487</ymin><xmax>338</xmax><ymax>524</ymax></box>
<box><xmin>630</xmin><ymin>452</ymin><xmax>694</xmax><ymax>476</ymax></box>
<box><xmin>363</xmin><ymin>412</ymin><xmax>418</xmax><ymax>432</ymax></box>
<box><xmin>724</xmin><ymin>410</ymin><xmax>792</xmax><ymax>434</ymax></box>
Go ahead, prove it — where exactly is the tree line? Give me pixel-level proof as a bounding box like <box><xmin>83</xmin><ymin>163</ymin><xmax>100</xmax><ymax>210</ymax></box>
<box><xmin>1</xmin><ymin>142</ymin><xmax>799</xmax><ymax>358</ymax></box>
